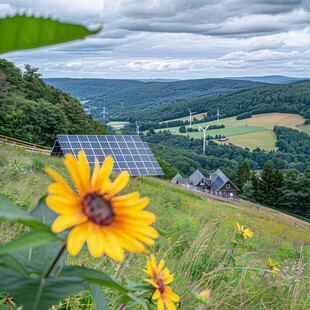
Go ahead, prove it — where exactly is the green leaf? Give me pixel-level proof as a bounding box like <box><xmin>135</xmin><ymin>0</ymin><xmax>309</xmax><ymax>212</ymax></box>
<box><xmin>0</xmin><ymin>229</ymin><xmax>62</xmax><ymax>255</ymax></box>
<box><xmin>0</xmin><ymin>255</ymin><xmax>28</xmax><ymax>276</ymax></box>
<box><xmin>89</xmin><ymin>284</ymin><xmax>109</xmax><ymax>310</ymax></box>
<box><xmin>0</xmin><ymin>267</ymin><xmax>87</xmax><ymax>310</ymax></box>
<box><xmin>60</xmin><ymin>266</ymin><xmax>128</xmax><ymax>293</ymax></box>
<box><xmin>0</xmin><ymin>194</ymin><xmax>48</xmax><ymax>229</ymax></box>
<box><xmin>30</xmin><ymin>196</ymin><xmax>58</xmax><ymax>227</ymax></box>
<box><xmin>0</xmin><ymin>15</ymin><xmax>101</xmax><ymax>54</ymax></box>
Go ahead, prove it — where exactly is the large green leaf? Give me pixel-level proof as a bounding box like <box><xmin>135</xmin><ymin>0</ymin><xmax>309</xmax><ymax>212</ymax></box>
<box><xmin>0</xmin><ymin>194</ymin><xmax>48</xmax><ymax>229</ymax></box>
<box><xmin>89</xmin><ymin>284</ymin><xmax>109</xmax><ymax>310</ymax></box>
<box><xmin>0</xmin><ymin>267</ymin><xmax>87</xmax><ymax>310</ymax></box>
<box><xmin>0</xmin><ymin>228</ymin><xmax>62</xmax><ymax>255</ymax></box>
<box><xmin>0</xmin><ymin>15</ymin><xmax>101</xmax><ymax>54</ymax></box>
<box><xmin>0</xmin><ymin>255</ymin><xmax>28</xmax><ymax>276</ymax></box>
<box><xmin>30</xmin><ymin>196</ymin><xmax>58</xmax><ymax>227</ymax></box>
<box><xmin>61</xmin><ymin>265</ymin><xmax>128</xmax><ymax>293</ymax></box>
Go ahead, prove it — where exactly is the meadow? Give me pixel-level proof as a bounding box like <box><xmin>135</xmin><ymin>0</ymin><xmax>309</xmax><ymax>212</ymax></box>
<box><xmin>0</xmin><ymin>144</ymin><xmax>309</xmax><ymax>309</ymax></box>
<box><xmin>107</xmin><ymin>121</ymin><xmax>129</xmax><ymax>130</ymax></box>
<box><xmin>155</xmin><ymin>113</ymin><xmax>307</xmax><ymax>151</ymax></box>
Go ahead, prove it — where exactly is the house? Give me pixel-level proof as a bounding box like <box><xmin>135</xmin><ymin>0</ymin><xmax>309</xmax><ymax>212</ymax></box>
<box><xmin>209</xmin><ymin>169</ymin><xmax>239</xmax><ymax>197</ymax></box>
<box><xmin>171</xmin><ymin>168</ymin><xmax>238</xmax><ymax>197</ymax></box>
<box><xmin>189</xmin><ymin>169</ymin><xmax>210</xmax><ymax>190</ymax></box>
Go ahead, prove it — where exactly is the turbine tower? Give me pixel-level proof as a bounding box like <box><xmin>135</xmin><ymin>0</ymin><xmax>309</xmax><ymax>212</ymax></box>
<box><xmin>136</xmin><ymin>121</ymin><xmax>141</xmax><ymax>136</ymax></box>
<box><xmin>188</xmin><ymin>108</ymin><xmax>196</xmax><ymax>128</ymax></box>
<box><xmin>99</xmin><ymin>107</ymin><xmax>110</xmax><ymax>119</ymax></box>
<box><xmin>215</xmin><ymin>107</ymin><xmax>222</xmax><ymax>126</ymax></box>
<box><xmin>196</xmin><ymin>123</ymin><xmax>211</xmax><ymax>154</ymax></box>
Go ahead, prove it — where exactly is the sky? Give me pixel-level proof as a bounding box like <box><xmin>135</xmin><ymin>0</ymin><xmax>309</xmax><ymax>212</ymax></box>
<box><xmin>2</xmin><ymin>0</ymin><xmax>310</xmax><ymax>79</ymax></box>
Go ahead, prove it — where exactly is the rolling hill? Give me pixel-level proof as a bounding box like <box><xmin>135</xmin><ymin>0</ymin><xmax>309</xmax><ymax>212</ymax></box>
<box><xmin>44</xmin><ymin>78</ymin><xmax>262</xmax><ymax>118</ymax></box>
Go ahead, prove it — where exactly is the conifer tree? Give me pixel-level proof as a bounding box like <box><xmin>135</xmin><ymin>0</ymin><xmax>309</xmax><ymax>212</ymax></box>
<box><xmin>258</xmin><ymin>160</ymin><xmax>277</xmax><ymax>206</ymax></box>
<box><xmin>250</xmin><ymin>168</ymin><xmax>260</xmax><ymax>201</ymax></box>
<box><xmin>236</xmin><ymin>160</ymin><xmax>251</xmax><ymax>193</ymax></box>
<box><xmin>273</xmin><ymin>159</ymin><xmax>284</xmax><ymax>207</ymax></box>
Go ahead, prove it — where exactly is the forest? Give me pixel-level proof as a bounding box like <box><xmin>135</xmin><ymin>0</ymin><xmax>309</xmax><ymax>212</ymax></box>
<box><xmin>142</xmin><ymin>127</ymin><xmax>310</xmax><ymax>173</ymax></box>
<box><xmin>0</xmin><ymin>59</ymin><xmax>108</xmax><ymax>146</ymax></box>
<box><xmin>124</xmin><ymin>80</ymin><xmax>310</xmax><ymax>123</ymax></box>
<box><xmin>45</xmin><ymin>78</ymin><xmax>261</xmax><ymax>117</ymax></box>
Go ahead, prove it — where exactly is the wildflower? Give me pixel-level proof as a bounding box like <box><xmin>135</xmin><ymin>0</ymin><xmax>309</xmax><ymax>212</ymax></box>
<box><xmin>236</xmin><ymin>222</ymin><xmax>253</xmax><ymax>239</ymax></box>
<box><xmin>268</xmin><ymin>257</ymin><xmax>280</xmax><ymax>275</ymax></box>
<box><xmin>144</xmin><ymin>254</ymin><xmax>179</xmax><ymax>310</ymax></box>
<box><xmin>45</xmin><ymin>151</ymin><xmax>158</xmax><ymax>260</ymax></box>
<box><xmin>195</xmin><ymin>288</ymin><xmax>211</xmax><ymax>305</ymax></box>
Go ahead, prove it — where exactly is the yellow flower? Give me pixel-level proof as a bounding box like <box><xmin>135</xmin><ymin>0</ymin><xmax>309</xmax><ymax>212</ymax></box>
<box><xmin>236</xmin><ymin>222</ymin><xmax>253</xmax><ymax>239</ymax></box>
<box><xmin>268</xmin><ymin>257</ymin><xmax>280</xmax><ymax>275</ymax></box>
<box><xmin>143</xmin><ymin>254</ymin><xmax>179</xmax><ymax>310</ymax></box>
<box><xmin>45</xmin><ymin>151</ymin><xmax>158</xmax><ymax>260</ymax></box>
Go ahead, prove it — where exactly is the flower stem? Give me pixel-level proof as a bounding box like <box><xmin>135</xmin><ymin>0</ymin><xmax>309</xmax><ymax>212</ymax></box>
<box><xmin>43</xmin><ymin>243</ymin><xmax>66</xmax><ymax>279</ymax></box>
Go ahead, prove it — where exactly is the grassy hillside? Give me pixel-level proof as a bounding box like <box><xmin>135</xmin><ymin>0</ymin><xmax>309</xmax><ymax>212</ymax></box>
<box><xmin>1</xmin><ymin>144</ymin><xmax>309</xmax><ymax>309</ymax></box>
<box><xmin>44</xmin><ymin>78</ymin><xmax>262</xmax><ymax>118</ymax></box>
<box><xmin>154</xmin><ymin>113</ymin><xmax>306</xmax><ymax>151</ymax></box>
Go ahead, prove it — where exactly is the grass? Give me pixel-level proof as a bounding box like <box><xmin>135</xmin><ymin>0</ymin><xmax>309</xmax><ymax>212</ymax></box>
<box><xmin>0</xmin><ymin>144</ymin><xmax>310</xmax><ymax>309</ymax></box>
<box><xmin>228</xmin><ymin>130</ymin><xmax>277</xmax><ymax>151</ymax></box>
<box><xmin>154</xmin><ymin>113</ymin><xmax>307</xmax><ymax>151</ymax></box>
<box><xmin>107</xmin><ymin>121</ymin><xmax>129</xmax><ymax>129</ymax></box>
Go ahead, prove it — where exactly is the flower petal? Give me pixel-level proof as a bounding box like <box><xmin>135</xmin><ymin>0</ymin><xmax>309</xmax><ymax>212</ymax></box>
<box><xmin>110</xmin><ymin>228</ymin><xmax>145</xmax><ymax>252</ymax></box>
<box><xmin>87</xmin><ymin>223</ymin><xmax>105</xmax><ymax>258</ymax></box>
<box><xmin>164</xmin><ymin>297</ymin><xmax>176</xmax><ymax>310</ymax></box>
<box><xmin>100</xmin><ymin>228</ymin><xmax>124</xmax><ymax>261</ymax></box>
<box><xmin>164</xmin><ymin>287</ymin><xmax>179</xmax><ymax>302</ymax></box>
<box><xmin>90</xmin><ymin>158</ymin><xmax>100</xmax><ymax>190</ymax></box>
<box><xmin>108</xmin><ymin>171</ymin><xmax>129</xmax><ymax>197</ymax></box>
<box><xmin>116</xmin><ymin>210</ymin><xmax>156</xmax><ymax>225</ymax></box>
<box><xmin>152</xmin><ymin>289</ymin><xmax>161</xmax><ymax>300</ymax></box>
<box><xmin>48</xmin><ymin>183</ymin><xmax>79</xmax><ymax>200</ymax></box>
<box><xmin>157</xmin><ymin>297</ymin><xmax>164</xmax><ymax>310</ymax></box>
<box><xmin>63</xmin><ymin>153</ymin><xmax>85</xmax><ymax>195</ymax></box>
<box><xmin>45</xmin><ymin>167</ymin><xmax>71</xmax><ymax>188</ymax></box>
<box><xmin>111</xmin><ymin>192</ymin><xmax>140</xmax><ymax>205</ymax></box>
<box><xmin>46</xmin><ymin>196</ymin><xmax>82</xmax><ymax>215</ymax></box>
<box><xmin>67</xmin><ymin>222</ymin><xmax>90</xmax><ymax>255</ymax></box>
<box><xmin>92</xmin><ymin>156</ymin><xmax>113</xmax><ymax>192</ymax></box>
<box><xmin>77</xmin><ymin>151</ymin><xmax>91</xmax><ymax>194</ymax></box>
<box><xmin>52</xmin><ymin>214</ymin><xmax>88</xmax><ymax>233</ymax></box>
<box><xmin>145</xmin><ymin>279</ymin><xmax>159</xmax><ymax>289</ymax></box>
<box><xmin>113</xmin><ymin>197</ymin><xmax>150</xmax><ymax>213</ymax></box>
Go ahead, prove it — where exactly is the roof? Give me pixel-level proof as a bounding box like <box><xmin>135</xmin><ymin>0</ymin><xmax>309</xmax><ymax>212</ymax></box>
<box><xmin>189</xmin><ymin>169</ymin><xmax>207</xmax><ymax>186</ymax></box>
<box><xmin>171</xmin><ymin>173</ymin><xmax>183</xmax><ymax>184</ymax></box>
<box><xmin>210</xmin><ymin>169</ymin><xmax>238</xmax><ymax>191</ymax></box>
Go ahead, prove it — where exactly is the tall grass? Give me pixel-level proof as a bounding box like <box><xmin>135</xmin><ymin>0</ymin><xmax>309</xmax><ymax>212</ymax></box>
<box><xmin>0</xmin><ymin>144</ymin><xmax>309</xmax><ymax>309</ymax></box>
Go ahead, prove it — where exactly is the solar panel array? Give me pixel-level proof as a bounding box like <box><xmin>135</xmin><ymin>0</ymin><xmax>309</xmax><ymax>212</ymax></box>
<box><xmin>53</xmin><ymin>135</ymin><xmax>164</xmax><ymax>176</ymax></box>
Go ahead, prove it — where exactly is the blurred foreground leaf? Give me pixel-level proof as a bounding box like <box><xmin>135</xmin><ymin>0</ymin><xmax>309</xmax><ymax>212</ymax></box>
<box><xmin>0</xmin><ymin>15</ymin><xmax>101</xmax><ymax>54</ymax></box>
<box><xmin>0</xmin><ymin>193</ymin><xmax>48</xmax><ymax>229</ymax></box>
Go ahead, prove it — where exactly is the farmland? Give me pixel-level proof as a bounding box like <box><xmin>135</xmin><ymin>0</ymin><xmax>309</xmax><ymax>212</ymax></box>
<box><xmin>155</xmin><ymin>113</ymin><xmax>306</xmax><ymax>151</ymax></box>
<box><xmin>107</xmin><ymin>121</ymin><xmax>129</xmax><ymax>130</ymax></box>
<box><xmin>0</xmin><ymin>144</ymin><xmax>309</xmax><ymax>309</ymax></box>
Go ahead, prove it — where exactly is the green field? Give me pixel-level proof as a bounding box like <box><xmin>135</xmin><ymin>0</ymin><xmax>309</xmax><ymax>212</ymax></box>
<box><xmin>0</xmin><ymin>144</ymin><xmax>309</xmax><ymax>309</ymax></box>
<box><xmin>297</xmin><ymin>124</ymin><xmax>310</xmax><ymax>134</ymax></box>
<box><xmin>107</xmin><ymin>121</ymin><xmax>129</xmax><ymax>129</ymax></box>
<box><xmin>228</xmin><ymin>130</ymin><xmax>277</xmax><ymax>151</ymax></box>
<box><xmin>155</xmin><ymin>113</ymin><xmax>307</xmax><ymax>151</ymax></box>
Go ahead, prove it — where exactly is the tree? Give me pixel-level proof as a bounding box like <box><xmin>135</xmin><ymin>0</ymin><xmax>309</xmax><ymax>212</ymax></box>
<box><xmin>242</xmin><ymin>180</ymin><xmax>255</xmax><ymax>198</ymax></box>
<box><xmin>179</xmin><ymin>125</ymin><xmax>186</xmax><ymax>133</ymax></box>
<box><xmin>258</xmin><ymin>160</ymin><xmax>277</xmax><ymax>206</ymax></box>
<box><xmin>273</xmin><ymin>159</ymin><xmax>284</xmax><ymax>207</ymax></box>
<box><xmin>236</xmin><ymin>160</ymin><xmax>251</xmax><ymax>192</ymax></box>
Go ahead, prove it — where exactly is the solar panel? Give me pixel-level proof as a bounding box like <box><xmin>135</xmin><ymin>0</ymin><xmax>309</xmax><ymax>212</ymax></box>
<box><xmin>52</xmin><ymin>135</ymin><xmax>164</xmax><ymax>176</ymax></box>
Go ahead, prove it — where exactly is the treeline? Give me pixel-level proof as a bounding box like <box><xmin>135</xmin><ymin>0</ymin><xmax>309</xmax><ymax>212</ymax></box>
<box><xmin>124</xmin><ymin>80</ymin><xmax>310</xmax><ymax>122</ymax></box>
<box><xmin>141</xmin><ymin>129</ymin><xmax>310</xmax><ymax>172</ymax></box>
<box><xmin>237</xmin><ymin>160</ymin><xmax>310</xmax><ymax>219</ymax></box>
<box><xmin>45</xmin><ymin>78</ymin><xmax>261</xmax><ymax>118</ymax></box>
<box><xmin>0</xmin><ymin>59</ymin><xmax>108</xmax><ymax>146</ymax></box>
<box><xmin>236</xmin><ymin>112</ymin><xmax>252</xmax><ymax>120</ymax></box>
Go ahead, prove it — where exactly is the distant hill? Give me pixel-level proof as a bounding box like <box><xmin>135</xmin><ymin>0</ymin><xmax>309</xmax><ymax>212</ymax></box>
<box><xmin>137</xmin><ymin>79</ymin><xmax>180</xmax><ymax>82</ymax></box>
<box><xmin>128</xmin><ymin>80</ymin><xmax>310</xmax><ymax>122</ymax></box>
<box><xmin>44</xmin><ymin>78</ymin><xmax>262</xmax><ymax>119</ymax></box>
<box><xmin>225</xmin><ymin>75</ymin><xmax>309</xmax><ymax>84</ymax></box>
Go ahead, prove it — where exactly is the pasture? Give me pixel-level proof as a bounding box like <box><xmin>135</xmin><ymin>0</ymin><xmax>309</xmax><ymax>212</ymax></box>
<box><xmin>107</xmin><ymin>121</ymin><xmax>129</xmax><ymax>129</ymax></box>
<box><xmin>0</xmin><ymin>144</ymin><xmax>309</xmax><ymax>309</ymax></box>
<box><xmin>155</xmin><ymin>113</ymin><xmax>307</xmax><ymax>151</ymax></box>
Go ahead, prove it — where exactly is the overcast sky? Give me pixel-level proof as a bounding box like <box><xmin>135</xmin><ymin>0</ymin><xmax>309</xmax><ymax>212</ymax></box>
<box><xmin>2</xmin><ymin>0</ymin><xmax>310</xmax><ymax>79</ymax></box>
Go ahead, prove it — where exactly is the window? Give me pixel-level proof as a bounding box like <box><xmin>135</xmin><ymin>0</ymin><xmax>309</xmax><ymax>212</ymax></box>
<box><xmin>226</xmin><ymin>183</ymin><xmax>231</xmax><ymax>189</ymax></box>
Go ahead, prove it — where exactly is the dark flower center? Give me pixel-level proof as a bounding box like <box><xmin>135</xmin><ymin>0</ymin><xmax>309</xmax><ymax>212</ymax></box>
<box><xmin>157</xmin><ymin>278</ymin><xmax>165</xmax><ymax>294</ymax></box>
<box><xmin>82</xmin><ymin>192</ymin><xmax>115</xmax><ymax>225</ymax></box>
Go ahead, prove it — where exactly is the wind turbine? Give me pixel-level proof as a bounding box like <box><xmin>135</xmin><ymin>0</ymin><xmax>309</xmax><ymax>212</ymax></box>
<box><xmin>136</xmin><ymin>121</ymin><xmax>141</xmax><ymax>136</ymax></box>
<box><xmin>215</xmin><ymin>107</ymin><xmax>222</xmax><ymax>126</ymax></box>
<box><xmin>121</xmin><ymin>101</ymin><xmax>124</xmax><ymax>109</ymax></box>
<box><xmin>188</xmin><ymin>108</ymin><xmax>196</xmax><ymax>128</ymax></box>
<box><xmin>86</xmin><ymin>107</ymin><xmax>91</xmax><ymax>115</ymax></box>
<box><xmin>99</xmin><ymin>107</ymin><xmax>110</xmax><ymax>119</ymax></box>
<box><xmin>196</xmin><ymin>123</ymin><xmax>211</xmax><ymax>154</ymax></box>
